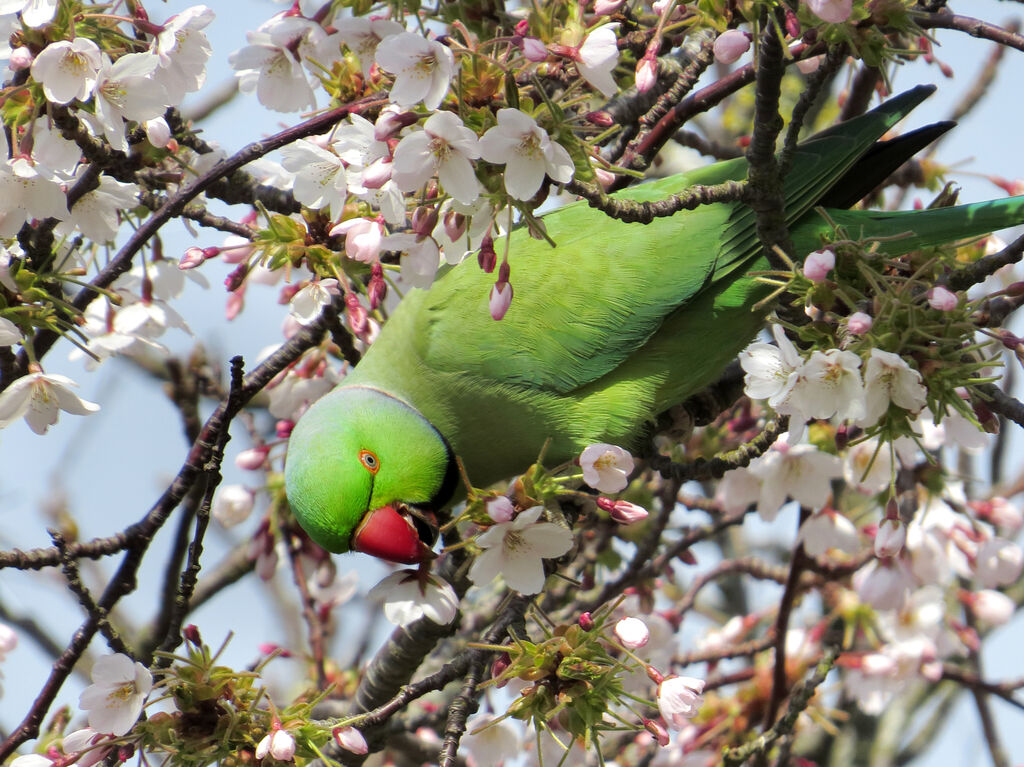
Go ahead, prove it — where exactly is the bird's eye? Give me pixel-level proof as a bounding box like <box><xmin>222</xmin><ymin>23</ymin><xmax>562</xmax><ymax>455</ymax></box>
<box><xmin>359</xmin><ymin>449</ymin><xmax>380</xmax><ymax>474</ymax></box>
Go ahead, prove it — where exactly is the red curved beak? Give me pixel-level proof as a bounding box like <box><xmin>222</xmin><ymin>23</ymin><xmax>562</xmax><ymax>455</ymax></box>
<box><xmin>351</xmin><ymin>505</ymin><xmax>423</xmax><ymax>564</ymax></box>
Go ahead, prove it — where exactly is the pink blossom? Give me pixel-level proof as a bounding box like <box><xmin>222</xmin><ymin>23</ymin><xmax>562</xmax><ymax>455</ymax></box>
<box><xmin>489</xmin><ymin>277</ymin><xmax>513</xmax><ymax>321</ymax></box>
<box><xmin>962</xmin><ymin>589</ymin><xmax>1014</xmax><ymax>625</ymax></box>
<box><xmin>848</xmin><ymin>311</ymin><xmax>873</xmax><ymax>335</ymax></box>
<box><xmin>235</xmin><ymin>446</ymin><xmax>270</xmax><ymax>471</ymax></box>
<box><xmin>927</xmin><ymin>286</ymin><xmax>958</xmax><ymax>311</ymax></box>
<box><xmin>713</xmin><ymin>30</ymin><xmax>750</xmax><ymax>65</ymax></box>
<box><xmin>803</xmin><ymin>248</ymin><xmax>835</xmax><ymax>282</ymax></box>
<box><xmin>330</xmin><ymin>218</ymin><xmax>384</xmax><ymax>263</ymax></box>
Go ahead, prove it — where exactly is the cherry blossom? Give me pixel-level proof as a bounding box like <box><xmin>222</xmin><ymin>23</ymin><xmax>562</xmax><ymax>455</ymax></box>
<box><xmin>31</xmin><ymin>38</ymin><xmax>102</xmax><ymax>104</ymax></box>
<box><xmin>657</xmin><ymin>676</ymin><xmax>705</xmax><ymax>728</ymax></box>
<box><xmin>56</xmin><ymin>173</ymin><xmax>140</xmax><ymax>243</ymax></box>
<box><xmin>860</xmin><ymin>349</ymin><xmax>928</xmax><ymax>426</ymax></box>
<box><xmin>739</xmin><ymin>324</ymin><xmax>803</xmax><ymax>415</ymax></box>
<box><xmin>748</xmin><ymin>439</ymin><xmax>842</xmax><ymax>521</ymax></box>
<box><xmin>478</xmin><ymin>108</ymin><xmax>574</xmax><ymax>200</ymax></box>
<box><xmin>335</xmin><ymin>17</ymin><xmax>404</xmax><ymax>76</ymax></box>
<box><xmin>462</xmin><ymin>714</ymin><xmax>522</xmax><ymax>764</ymax></box>
<box><xmin>486</xmin><ymin>495</ymin><xmax>516</xmax><ymax>523</ymax></box>
<box><xmin>843</xmin><ymin>438</ymin><xmax>892</xmax><ymax>495</ymax></box>
<box><xmin>962</xmin><ymin>589</ymin><xmax>1014</xmax><ymax>626</ymax></box>
<box><xmin>212</xmin><ymin>485</ymin><xmax>255</xmax><ymax>527</ymax></box>
<box><xmin>374</xmin><ymin>32</ymin><xmax>455</xmax><ymax>110</ymax></box>
<box><xmin>854</xmin><ymin>558</ymin><xmax>914</xmax><ymax>611</ymax></box>
<box><xmin>78</xmin><ymin>653</ymin><xmax>152</xmax><ymax>736</ymax></box>
<box><xmin>256</xmin><ymin>727</ymin><xmax>296</xmax><ymax>761</ymax></box>
<box><xmin>974</xmin><ymin>537</ymin><xmax>1024</xmax><ymax>588</ymax></box>
<box><xmin>392</xmin><ymin>111</ymin><xmax>481</xmax><ymax>204</ymax></box>
<box><xmin>230</xmin><ymin>19</ymin><xmax>322</xmax><ymax>112</ymax></box>
<box><xmin>797</xmin><ymin>508</ymin><xmax>860</xmax><ymax>560</ymax></box>
<box><xmin>153</xmin><ymin>5</ymin><xmax>214</xmax><ymax>103</ymax></box>
<box><xmin>597</xmin><ymin>496</ymin><xmax>649</xmax><ymax>524</ymax></box>
<box><xmin>289</xmin><ymin>279</ymin><xmax>340</xmax><ymax>325</ymax></box>
<box><xmin>368</xmin><ymin>569</ymin><xmax>459</xmax><ymax>626</ymax></box>
<box><xmin>792</xmin><ymin>348</ymin><xmax>865</xmax><ymax>422</ymax></box>
<box><xmin>576</xmin><ymin>24</ymin><xmax>620</xmax><ymax>97</ymax></box>
<box><xmin>874</xmin><ymin>518</ymin><xmax>906</xmax><ymax>558</ymax></box>
<box><xmin>468</xmin><ymin>506</ymin><xmax>574</xmax><ymax>594</ymax></box>
<box><xmin>803</xmin><ymin>248</ymin><xmax>835</xmax><ymax>282</ymax></box>
<box><xmin>713</xmin><ymin>29</ymin><xmax>751</xmax><ymax>65</ymax></box>
<box><xmin>330</xmin><ymin>217</ymin><xmax>384</xmax><ymax>263</ymax></box>
<box><xmin>5</xmin><ymin>0</ymin><xmax>57</xmax><ymax>27</ymax></box>
<box><xmin>382</xmin><ymin>232</ymin><xmax>443</xmax><ymax>289</ymax></box>
<box><xmin>927</xmin><ymin>286</ymin><xmax>958</xmax><ymax>311</ymax></box>
<box><xmin>807</xmin><ymin>0</ymin><xmax>853</xmax><ymax>23</ymax></box>
<box><xmin>333</xmin><ymin>726</ymin><xmax>369</xmax><ymax>755</ymax></box>
<box><xmin>281</xmin><ymin>139</ymin><xmax>350</xmax><ymax>213</ymax></box>
<box><xmin>0</xmin><ymin>371</ymin><xmax>100</xmax><ymax>434</ymax></box>
<box><xmin>0</xmin><ymin>317</ymin><xmax>22</xmax><ymax>345</ymax></box>
<box><xmin>92</xmin><ymin>52</ymin><xmax>169</xmax><ymax>152</ymax></box>
<box><xmin>847</xmin><ymin>311</ymin><xmax>873</xmax><ymax>335</ymax></box>
<box><xmin>614</xmin><ymin>616</ymin><xmax>650</xmax><ymax>649</ymax></box>
<box><xmin>580</xmin><ymin>443</ymin><xmax>635</xmax><ymax>493</ymax></box>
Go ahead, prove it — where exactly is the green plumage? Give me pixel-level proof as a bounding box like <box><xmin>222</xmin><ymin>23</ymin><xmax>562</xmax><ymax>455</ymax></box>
<box><xmin>285</xmin><ymin>85</ymin><xmax>1024</xmax><ymax>557</ymax></box>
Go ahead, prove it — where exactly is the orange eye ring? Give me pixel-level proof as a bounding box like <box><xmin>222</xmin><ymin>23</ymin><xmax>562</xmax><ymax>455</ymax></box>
<box><xmin>359</xmin><ymin>449</ymin><xmax>380</xmax><ymax>474</ymax></box>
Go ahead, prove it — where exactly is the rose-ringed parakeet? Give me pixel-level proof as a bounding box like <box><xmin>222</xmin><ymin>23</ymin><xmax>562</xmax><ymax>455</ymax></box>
<box><xmin>284</xmin><ymin>84</ymin><xmax>1024</xmax><ymax>564</ymax></box>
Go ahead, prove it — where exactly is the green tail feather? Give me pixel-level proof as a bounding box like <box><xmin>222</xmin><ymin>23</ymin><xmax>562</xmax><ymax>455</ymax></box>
<box><xmin>819</xmin><ymin>196</ymin><xmax>1024</xmax><ymax>255</ymax></box>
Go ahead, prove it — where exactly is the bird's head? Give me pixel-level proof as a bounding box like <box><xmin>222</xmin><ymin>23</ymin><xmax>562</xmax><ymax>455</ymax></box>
<box><xmin>284</xmin><ymin>385</ymin><xmax>458</xmax><ymax>564</ymax></box>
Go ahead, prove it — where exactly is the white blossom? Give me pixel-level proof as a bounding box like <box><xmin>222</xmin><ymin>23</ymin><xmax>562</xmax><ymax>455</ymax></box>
<box><xmin>797</xmin><ymin>509</ymin><xmax>861</xmax><ymax>561</ymax></box>
<box><xmin>392</xmin><ymin>111</ymin><xmax>481</xmax><ymax>205</ymax></box>
<box><xmin>212</xmin><ymin>485</ymin><xmax>255</xmax><ymax>527</ymax></box>
<box><xmin>281</xmin><ymin>139</ymin><xmax>349</xmax><ymax>213</ymax></box>
<box><xmin>382</xmin><ymin>232</ymin><xmax>442</xmax><ymax>289</ymax></box>
<box><xmin>462</xmin><ymin>714</ymin><xmax>522</xmax><ymax>765</ymax></box>
<box><xmin>31</xmin><ymin>38</ymin><xmax>102</xmax><ymax>104</ymax></box>
<box><xmin>576</xmin><ymin>24</ymin><xmax>619</xmax><ymax>97</ymax></box>
<box><xmin>478</xmin><ymin>108</ymin><xmax>574</xmax><ymax>200</ymax></box>
<box><xmin>92</xmin><ymin>52</ymin><xmax>169</xmax><ymax>152</ymax></box>
<box><xmin>334</xmin><ymin>17</ymin><xmax>405</xmax><ymax>76</ymax></box>
<box><xmin>843</xmin><ymin>438</ymin><xmax>893</xmax><ymax>495</ymax></box>
<box><xmin>468</xmin><ymin>506</ymin><xmax>573</xmax><ymax>594</ymax></box>
<box><xmin>657</xmin><ymin>676</ymin><xmax>705</xmax><ymax>728</ymax></box>
<box><xmin>78</xmin><ymin>654</ymin><xmax>152</xmax><ymax>736</ymax></box>
<box><xmin>0</xmin><ymin>372</ymin><xmax>100</xmax><ymax>434</ymax></box>
<box><xmin>153</xmin><ymin>5</ymin><xmax>214</xmax><ymax>103</ymax></box>
<box><xmin>748</xmin><ymin>439</ymin><xmax>842</xmax><ymax>521</ymax></box>
<box><xmin>368</xmin><ymin>569</ymin><xmax>459</xmax><ymax>626</ymax></box>
<box><xmin>579</xmin><ymin>443</ymin><xmax>634</xmax><ymax>493</ymax></box>
<box><xmin>374</xmin><ymin>32</ymin><xmax>454</xmax><ymax>110</ymax></box>
<box><xmin>860</xmin><ymin>349</ymin><xmax>928</xmax><ymax>426</ymax></box>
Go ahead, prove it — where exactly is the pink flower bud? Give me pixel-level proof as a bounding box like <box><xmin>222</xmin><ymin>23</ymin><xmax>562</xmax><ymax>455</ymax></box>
<box><xmin>927</xmin><ymin>285</ymin><xmax>958</xmax><ymax>311</ymax></box>
<box><xmin>642</xmin><ymin>719</ymin><xmax>670</xmax><ymax>747</ymax></box>
<box><xmin>521</xmin><ymin>37</ymin><xmax>548</xmax><ymax>62</ymax></box>
<box><xmin>489</xmin><ymin>280</ymin><xmax>513</xmax><ymax>321</ymax></box>
<box><xmin>796</xmin><ymin>55</ymin><xmax>824</xmax><ymax>74</ymax></box>
<box><xmin>491</xmin><ymin>652</ymin><xmax>511</xmax><ymax>685</ymax></box>
<box><xmin>597</xmin><ymin>497</ymin><xmax>649</xmax><ymax>524</ymax></box>
<box><xmin>614</xmin><ymin>616</ymin><xmax>650</xmax><ymax>649</ymax></box>
<box><xmin>514</xmin><ymin>19</ymin><xmax>529</xmax><ymax>36</ymax></box>
<box><xmin>579</xmin><ymin>612</ymin><xmax>595</xmax><ymax>630</ymax></box>
<box><xmin>374</xmin><ymin>109</ymin><xmax>418</xmax><ymax>141</ymax></box>
<box><xmin>346</xmin><ymin>293</ymin><xmax>368</xmax><ymax>336</ymax></box>
<box><xmin>276</xmin><ymin>420</ymin><xmax>294</xmax><ymax>438</ymax></box>
<box><xmin>594</xmin><ymin>168</ymin><xmax>615</xmax><ymax>189</ymax></box>
<box><xmin>235</xmin><ymin>446</ymin><xmax>270</xmax><ymax>471</ymax></box>
<box><xmin>443</xmin><ymin>210</ymin><xmax>466</xmax><ymax>242</ymax></box>
<box><xmin>9</xmin><ymin>46</ymin><xmax>32</xmax><ymax>70</ymax></box>
<box><xmin>635</xmin><ymin>53</ymin><xmax>657</xmax><ymax>93</ymax></box>
<box><xmin>713</xmin><ymin>29</ymin><xmax>751</xmax><ymax>65</ymax></box>
<box><xmin>585</xmin><ymin>111</ymin><xmax>615</xmax><ymax>127</ymax></box>
<box><xmin>785</xmin><ymin>9</ymin><xmax>801</xmax><ymax>37</ymax></box>
<box><xmin>594</xmin><ymin>0</ymin><xmax>625</xmax><ymax>15</ymax></box>
<box><xmin>180</xmin><ymin>247</ymin><xmax>206</xmax><ymax>270</ymax></box>
<box><xmin>183</xmin><ymin>624</ymin><xmax>202</xmax><ymax>645</ymax></box>
<box><xmin>486</xmin><ymin>496</ymin><xmax>516</xmax><ymax>523</ymax></box>
<box><xmin>225</xmin><ymin>264</ymin><xmax>249</xmax><ymax>292</ymax></box>
<box><xmin>368</xmin><ymin>263</ymin><xmax>387</xmax><ymax>309</ymax></box>
<box><xmin>803</xmin><ymin>248</ymin><xmax>835</xmax><ymax>282</ymax></box>
<box><xmin>333</xmin><ymin>726</ymin><xmax>368</xmax><ymax>755</ymax></box>
<box><xmin>807</xmin><ymin>0</ymin><xmax>852</xmax><ymax>23</ymax></box>
<box><xmin>144</xmin><ymin>117</ymin><xmax>172</xmax><ymax>148</ymax></box>
<box><xmin>256</xmin><ymin>728</ymin><xmax>295</xmax><ymax>761</ymax></box>
<box><xmin>412</xmin><ymin>206</ymin><xmax>439</xmax><ymax>238</ymax></box>
<box><xmin>874</xmin><ymin>518</ymin><xmax>906</xmax><ymax>558</ymax></box>
<box><xmin>847</xmin><ymin>311</ymin><xmax>873</xmax><ymax>335</ymax></box>
<box><xmin>477</xmin><ymin>234</ymin><xmax>497</xmax><ymax>273</ymax></box>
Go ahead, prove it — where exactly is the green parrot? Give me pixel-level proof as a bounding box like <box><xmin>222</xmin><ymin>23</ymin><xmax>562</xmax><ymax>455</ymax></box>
<box><xmin>284</xmin><ymin>85</ymin><xmax>1024</xmax><ymax>564</ymax></box>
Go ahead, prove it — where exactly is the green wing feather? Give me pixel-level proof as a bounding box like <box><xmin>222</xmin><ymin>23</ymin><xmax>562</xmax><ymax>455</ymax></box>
<box><xmin>411</xmin><ymin>85</ymin><xmax>939</xmax><ymax>395</ymax></box>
